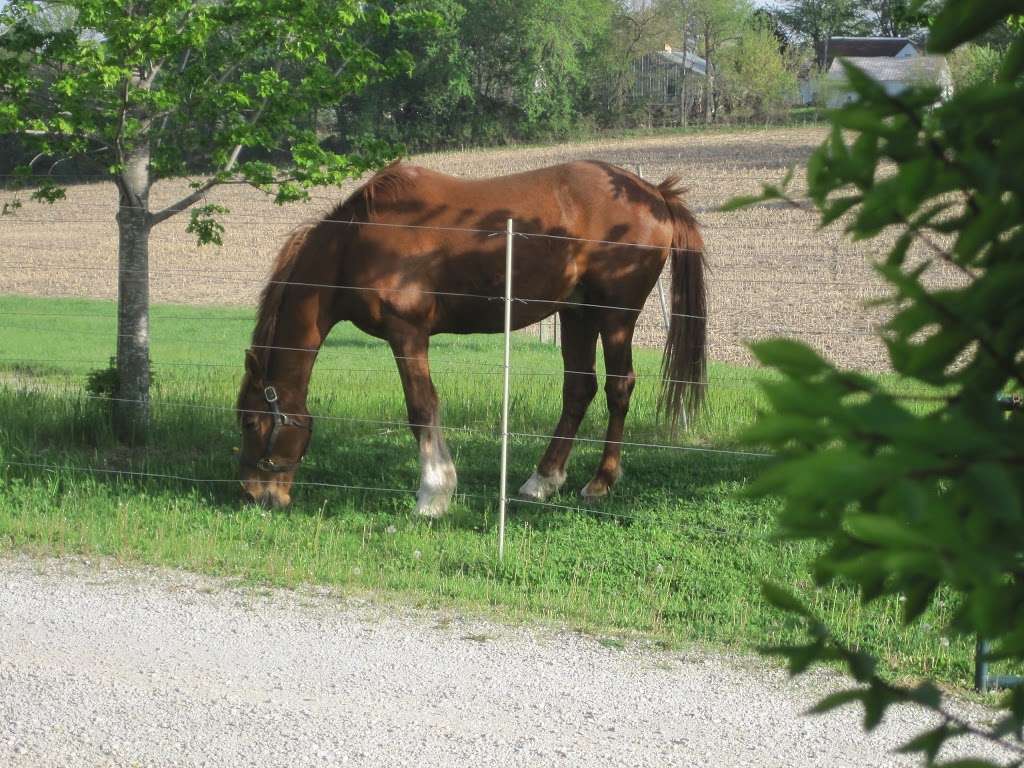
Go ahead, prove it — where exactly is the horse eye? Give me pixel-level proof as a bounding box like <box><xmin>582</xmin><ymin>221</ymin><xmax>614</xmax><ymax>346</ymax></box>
<box><xmin>243</xmin><ymin>416</ymin><xmax>259</xmax><ymax>431</ymax></box>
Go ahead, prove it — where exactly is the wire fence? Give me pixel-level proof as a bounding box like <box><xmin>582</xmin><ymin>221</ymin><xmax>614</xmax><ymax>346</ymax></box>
<box><xmin>0</xmin><ymin>208</ymin><xmax>956</xmax><ymax>557</ymax></box>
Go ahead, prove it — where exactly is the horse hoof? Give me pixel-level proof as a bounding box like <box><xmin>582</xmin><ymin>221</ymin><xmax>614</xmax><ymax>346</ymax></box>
<box><xmin>518</xmin><ymin>469</ymin><xmax>566</xmax><ymax>502</ymax></box>
<box><xmin>580</xmin><ymin>469</ymin><xmax>621</xmax><ymax>503</ymax></box>
<box><xmin>416</xmin><ymin>488</ymin><xmax>454</xmax><ymax>518</ymax></box>
<box><xmin>415</xmin><ymin>499</ymin><xmax>449</xmax><ymax>518</ymax></box>
<box><xmin>579</xmin><ymin>481</ymin><xmax>610</xmax><ymax>503</ymax></box>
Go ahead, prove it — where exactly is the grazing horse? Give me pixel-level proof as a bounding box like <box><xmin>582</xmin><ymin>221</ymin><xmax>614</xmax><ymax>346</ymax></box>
<box><xmin>237</xmin><ymin>160</ymin><xmax>705</xmax><ymax>514</ymax></box>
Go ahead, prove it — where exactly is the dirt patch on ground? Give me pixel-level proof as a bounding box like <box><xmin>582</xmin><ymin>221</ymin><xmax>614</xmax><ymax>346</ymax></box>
<box><xmin>1</xmin><ymin>127</ymin><xmax>962</xmax><ymax>371</ymax></box>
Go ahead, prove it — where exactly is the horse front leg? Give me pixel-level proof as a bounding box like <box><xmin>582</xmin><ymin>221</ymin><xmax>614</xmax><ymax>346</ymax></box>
<box><xmin>519</xmin><ymin>309</ymin><xmax>599</xmax><ymax>501</ymax></box>
<box><xmin>389</xmin><ymin>329</ymin><xmax>457</xmax><ymax>518</ymax></box>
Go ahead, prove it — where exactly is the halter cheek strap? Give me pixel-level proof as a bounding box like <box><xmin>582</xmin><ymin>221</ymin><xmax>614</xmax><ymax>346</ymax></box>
<box><xmin>241</xmin><ymin>385</ymin><xmax>313</xmax><ymax>474</ymax></box>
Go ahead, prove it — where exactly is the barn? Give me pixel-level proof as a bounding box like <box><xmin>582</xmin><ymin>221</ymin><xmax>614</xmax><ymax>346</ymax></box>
<box><xmin>630</xmin><ymin>45</ymin><xmax>708</xmax><ymax>126</ymax></box>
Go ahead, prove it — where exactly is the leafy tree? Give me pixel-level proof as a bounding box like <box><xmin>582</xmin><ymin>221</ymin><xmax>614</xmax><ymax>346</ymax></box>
<box><xmin>691</xmin><ymin>0</ymin><xmax>751</xmax><ymax>123</ymax></box>
<box><xmin>0</xmin><ymin>0</ymin><xmax>435</xmax><ymax>441</ymax></box>
<box><xmin>340</xmin><ymin>0</ymin><xmax>616</xmax><ymax>147</ymax></box>
<box><xmin>727</xmin><ymin>1</ymin><xmax>1024</xmax><ymax>764</ymax></box>
<box><xmin>777</xmin><ymin>0</ymin><xmax>864</xmax><ymax>68</ymax></box>
<box><xmin>587</xmin><ymin>1</ymin><xmax>672</xmax><ymax>127</ymax></box>
<box><xmin>719</xmin><ymin>23</ymin><xmax>799</xmax><ymax>121</ymax></box>
<box><xmin>862</xmin><ymin>0</ymin><xmax>939</xmax><ymax>39</ymax></box>
<box><xmin>463</xmin><ymin>0</ymin><xmax>614</xmax><ymax>140</ymax></box>
<box><xmin>335</xmin><ymin>0</ymin><xmax>475</xmax><ymax>149</ymax></box>
<box><xmin>948</xmin><ymin>42</ymin><xmax>1008</xmax><ymax>91</ymax></box>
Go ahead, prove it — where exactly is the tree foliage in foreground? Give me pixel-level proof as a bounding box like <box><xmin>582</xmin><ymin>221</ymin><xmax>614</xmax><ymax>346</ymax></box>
<box><xmin>728</xmin><ymin>1</ymin><xmax>1024</xmax><ymax>765</ymax></box>
<box><xmin>0</xmin><ymin>0</ymin><xmax>436</xmax><ymax>440</ymax></box>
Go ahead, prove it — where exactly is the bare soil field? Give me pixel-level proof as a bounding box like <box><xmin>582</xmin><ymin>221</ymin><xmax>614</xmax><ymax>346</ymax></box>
<box><xmin>1</xmin><ymin>127</ymin><xmax>962</xmax><ymax>371</ymax></box>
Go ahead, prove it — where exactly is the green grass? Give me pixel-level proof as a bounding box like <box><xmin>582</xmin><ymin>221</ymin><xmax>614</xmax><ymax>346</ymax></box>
<box><xmin>0</xmin><ymin>294</ymin><xmax>978</xmax><ymax>687</ymax></box>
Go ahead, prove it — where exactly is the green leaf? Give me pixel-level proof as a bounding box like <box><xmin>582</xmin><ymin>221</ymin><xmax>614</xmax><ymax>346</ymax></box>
<box><xmin>903</xmin><ymin>578</ymin><xmax>940</xmax><ymax>624</ymax></box>
<box><xmin>844</xmin><ymin>515</ymin><xmax>932</xmax><ymax>549</ymax></box>
<box><xmin>928</xmin><ymin>1</ymin><xmax>1024</xmax><ymax>52</ymax></box>
<box><xmin>718</xmin><ymin>193</ymin><xmax>773</xmax><ymax>212</ymax></box>
<box><xmin>963</xmin><ymin>464</ymin><xmax>1022</xmax><ymax>523</ymax></box>
<box><xmin>741</xmin><ymin>415</ymin><xmax>829</xmax><ymax>446</ymax></box>
<box><xmin>749</xmin><ymin>339</ymin><xmax>829</xmax><ymax>379</ymax></box>
<box><xmin>821</xmin><ymin>195</ymin><xmax>862</xmax><ymax>227</ymax></box>
<box><xmin>186</xmin><ymin>204</ymin><xmax>229</xmax><ymax>246</ymax></box>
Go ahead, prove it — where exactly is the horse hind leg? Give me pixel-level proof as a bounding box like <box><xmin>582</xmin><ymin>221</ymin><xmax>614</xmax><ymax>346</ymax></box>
<box><xmin>389</xmin><ymin>328</ymin><xmax>457</xmax><ymax>517</ymax></box>
<box><xmin>518</xmin><ymin>309</ymin><xmax>599</xmax><ymax>501</ymax></box>
<box><xmin>581</xmin><ymin>312</ymin><xmax>636</xmax><ymax>502</ymax></box>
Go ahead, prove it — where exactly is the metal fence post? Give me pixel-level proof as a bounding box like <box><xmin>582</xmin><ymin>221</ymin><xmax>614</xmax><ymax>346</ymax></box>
<box><xmin>974</xmin><ymin>393</ymin><xmax>1024</xmax><ymax>692</ymax></box>
<box><xmin>498</xmin><ymin>218</ymin><xmax>514</xmax><ymax>561</ymax></box>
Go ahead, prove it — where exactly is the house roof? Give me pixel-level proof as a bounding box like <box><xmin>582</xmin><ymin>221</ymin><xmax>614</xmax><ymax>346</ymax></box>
<box><xmin>828</xmin><ymin>55</ymin><xmax>949</xmax><ymax>85</ymax></box>
<box><xmin>827</xmin><ymin>37</ymin><xmax>916</xmax><ymax>59</ymax></box>
<box><xmin>656</xmin><ymin>49</ymin><xmax>707</xmax><ymax>77</ymax></box>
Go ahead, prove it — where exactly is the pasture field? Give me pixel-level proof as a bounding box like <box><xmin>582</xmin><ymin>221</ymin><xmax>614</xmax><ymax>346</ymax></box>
<box><xmin>1</xmin><ymin>126</ymin><xmax>964</xmax><ymax>372</ymax></box>
<box><xmin>0</xmin><ymin>294</ymin><xmax>978</xmax><ymax>687</ymax></box>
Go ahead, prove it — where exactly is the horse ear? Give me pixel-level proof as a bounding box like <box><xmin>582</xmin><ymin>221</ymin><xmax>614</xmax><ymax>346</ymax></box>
<box><xmin>244</xmin><ymin>349</ymin><xmax>263</xmax><ymax>381</ymax></box>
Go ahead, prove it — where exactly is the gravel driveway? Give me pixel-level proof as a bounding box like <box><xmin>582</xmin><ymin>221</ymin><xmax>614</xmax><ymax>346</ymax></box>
<box><xmin>0</xmin><ymin>555</ymin><xmax>1012</xmax><ymax>768</ymax></box>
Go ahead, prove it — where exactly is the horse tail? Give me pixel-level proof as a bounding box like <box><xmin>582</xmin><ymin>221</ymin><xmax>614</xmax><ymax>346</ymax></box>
<box><xmin>656</xmin><ymin>175</ymin><xmax>706</xmax><ymax>431</ymax></box>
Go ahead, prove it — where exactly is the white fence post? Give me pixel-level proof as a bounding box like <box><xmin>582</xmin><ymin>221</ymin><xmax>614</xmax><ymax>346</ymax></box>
<box><xmin>639</xmin><ymin>164</ymin><xmax>673</xmax><ymax>336</ymax></box>
<box><xmin>657</xmin><ymin>277</ymin><xmax>671</xmax><ymax>334</ymax></box>
<box><xmin>498</xmin><ymin>218</ymin><xmax>514</xmax><ymax>561</ymax></box>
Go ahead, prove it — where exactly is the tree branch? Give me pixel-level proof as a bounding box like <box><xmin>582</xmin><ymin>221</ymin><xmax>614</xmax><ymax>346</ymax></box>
<box><xmin>148</xmin><ymin>72</ymin><xmax>276</xmax><ymax>226</ymax></box>
<box><xmin>147</xmin><ymin>143</ymin><xmax>242</xmax><ymax>226</ymax></box>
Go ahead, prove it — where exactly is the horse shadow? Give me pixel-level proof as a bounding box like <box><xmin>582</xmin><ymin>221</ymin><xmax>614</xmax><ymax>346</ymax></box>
<box><xmin>0</xmin><ymin>386</ymin><xmax>763</xmax><ymax>534</ymax></box>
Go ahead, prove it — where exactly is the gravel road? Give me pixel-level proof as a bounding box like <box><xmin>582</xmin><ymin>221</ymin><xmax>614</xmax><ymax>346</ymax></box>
<box><xmin>0</xmin><ymin>555</ymin><xmax>1012</xmax><ymax>768</ymax></box>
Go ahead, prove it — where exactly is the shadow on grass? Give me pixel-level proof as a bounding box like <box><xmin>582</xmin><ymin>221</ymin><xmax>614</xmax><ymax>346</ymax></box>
<box><xmin>0</xmin><ymin>388</ymin><xmax>767</xmax><ymax>531</ymax></box>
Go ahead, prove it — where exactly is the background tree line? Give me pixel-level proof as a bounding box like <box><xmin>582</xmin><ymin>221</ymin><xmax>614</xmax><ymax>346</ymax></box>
<box><xmin>2</xmin><ymin>0</ymin><xmax>1018</xmax><ymax>173</ymax></box>
<box><xmin>332</xmin><ymin>0</ymin><xmax>1018</xmax><ymax>151</ymax></box>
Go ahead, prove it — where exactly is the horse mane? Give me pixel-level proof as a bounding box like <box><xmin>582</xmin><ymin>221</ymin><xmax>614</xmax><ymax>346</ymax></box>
<box><xmin>325</xmin><ymin>159</ymin><xmax>413</xmax><ymax>223</ymax></box>
<box><xmin>248</xmin><ymin>162</ymin><xmax>410</xmax><ymax>372</ymax></box>
<box><xmin>250</xmin><ymin>223</ymin><xmax>316</xmax><ymax>371</ymax></box>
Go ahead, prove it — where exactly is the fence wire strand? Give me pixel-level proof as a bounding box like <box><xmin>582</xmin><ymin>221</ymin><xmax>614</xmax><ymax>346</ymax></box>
<box><xmin>1</xmin><ymin>256</ymin><xmax>915</xmax><ymax>293</ymax></box>
<box><xmin>0</xmin><ymin>204</ymin><xmax>938</xmax><ymax>539</ymax></box>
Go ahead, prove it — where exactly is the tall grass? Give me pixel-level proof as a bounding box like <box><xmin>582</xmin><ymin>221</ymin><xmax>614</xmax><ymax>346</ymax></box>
<box><xmin>0</xmin><ymin>295</ymin><xmax>975</xmax><ymax>686</ymax></box>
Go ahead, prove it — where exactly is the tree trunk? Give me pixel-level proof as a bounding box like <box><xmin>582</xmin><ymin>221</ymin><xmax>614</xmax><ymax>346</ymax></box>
<box><xmin>704</xmin><ymin>30</ymin><xmax>715</xmax><ymax>125</ymax></box>
<box><xmin>113</xmin><ymin>145</ymin><xmax>152</xmax><ymax>444</ymax></box>
<box><xmin>680</xmin><ymin>11</ymin><xmax>691</xmax><ymax>128</ymax></box>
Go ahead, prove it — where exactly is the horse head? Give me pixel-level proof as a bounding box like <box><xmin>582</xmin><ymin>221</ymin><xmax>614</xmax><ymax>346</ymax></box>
<box><xmin>236</xmin><ymin>349</ymin><xmax>313</xmax><ymax>508</ymax></box>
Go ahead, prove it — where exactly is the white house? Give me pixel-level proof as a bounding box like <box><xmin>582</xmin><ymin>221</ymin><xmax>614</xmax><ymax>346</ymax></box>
<box><xmin>826</xmin><ymin>55</ymin><xmax>954</xmax><ymax>106</ymax></box>
<box><xmin>800</xmin><ymin>37</ymin><xmax>923</xmax><ymax>105</ymax></box>
<box><xmin>825</xmin><ymin>37</ymin><xmax>919</xmax><ymax>68</ymax></box>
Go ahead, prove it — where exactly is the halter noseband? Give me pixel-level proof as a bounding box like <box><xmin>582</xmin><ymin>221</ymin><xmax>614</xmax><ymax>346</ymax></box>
<box><xmin>241</xmin><ymin>385</ymin><xmax>313</xmax><ymax>474</ymax></box>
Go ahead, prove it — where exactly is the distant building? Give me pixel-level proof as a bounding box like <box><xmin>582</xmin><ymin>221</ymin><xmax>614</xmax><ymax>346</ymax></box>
<box><xmin>629</xmin><ymin>45</ymin><xmax>709</xmax><ymax>126</ymax></box>
<box><xmin>823</xmin><ymin>36</ymin><xmax>919</xmax><ymax>69</ymax></box>
<box><xmin>826</xmin><ymin>55</ymin><xmax>953</xmax><ymax>106</ymax></box>
<box><xmin>801</xmin><ymin>36</ymin><xmax>926</xmax><ymax>106</ymax></box>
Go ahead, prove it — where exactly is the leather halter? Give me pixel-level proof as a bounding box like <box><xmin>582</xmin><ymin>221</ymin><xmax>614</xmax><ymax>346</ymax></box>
<box><xmin>241</xmin><ymin>385</ymin><xmax>313</xmax><ymax>474</ymax></box>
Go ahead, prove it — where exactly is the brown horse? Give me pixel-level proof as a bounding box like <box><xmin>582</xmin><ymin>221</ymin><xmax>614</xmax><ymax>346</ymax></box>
<box><xmin>237</xmin><ymin>160</ymin><xmax>705</xmax><ymax>514</ymax></box>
